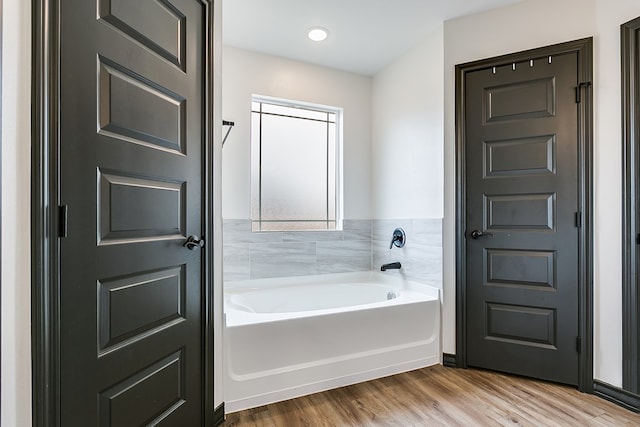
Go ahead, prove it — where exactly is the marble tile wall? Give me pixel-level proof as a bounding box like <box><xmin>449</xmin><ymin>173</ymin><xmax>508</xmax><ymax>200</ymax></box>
<box><xmin>372</xmin><ymin>219</ymin><xmax>443</xmax><ymax>288</ymax></box>
<box><xmin>222</xmin><ymin>218</ymin><xmax>442</xmax><ymax>286</ymax></box>
<box><xmin>222</xmin><ymin>219</ymin><xmax>373</xmax><ymax>281</ymax></box>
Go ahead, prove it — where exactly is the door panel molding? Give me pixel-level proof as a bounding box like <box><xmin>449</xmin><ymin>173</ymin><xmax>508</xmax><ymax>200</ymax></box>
<box><xmin>31</xmin><ymin>0</ymin><xmax>216</xmax><ymax>425</ymax></box>
<box><xmin>622</xmin><ymin>16</ymin><xmax>640</xmax><ymax>395</ymax></box>
<box><xmin>455</xmin><ymin>38</ymin><xmax>593</xmax><ymax>392</ymax></box>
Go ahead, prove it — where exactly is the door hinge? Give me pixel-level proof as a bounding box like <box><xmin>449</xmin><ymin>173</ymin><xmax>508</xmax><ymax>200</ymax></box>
<box><xmin>576</xmin><ymin>336</ymin><xmax>582</xmax><ymax>353</ymax></box>
<box><xmin>575</xmin><ymin>212</ymin><xmax>582</xmax><ymax>228</ymax></box>
<box><xmin>59</xmin><ymin>205</ymin><xmax>68</xmax><ymax>238</ymax></box>
<box><xmin>575</xmin><ymin>81</ymin><xmax>592</xmax><ymax>103</ymax></box>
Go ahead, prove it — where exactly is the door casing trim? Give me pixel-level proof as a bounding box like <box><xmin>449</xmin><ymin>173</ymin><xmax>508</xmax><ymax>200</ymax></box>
<box><xmin>622</xmin><ymin>16</ymin><xmax>640</xmax><ymax>395</ymax></box>
<box><xmin>454</xmin><ymin>38</ymin><xmax>594</xmax><ymax>392</ymax></box>
<box><xmin>31</xmin><ymin>1</ymin><xmax>217</xmax><ymax>425</ymax></box>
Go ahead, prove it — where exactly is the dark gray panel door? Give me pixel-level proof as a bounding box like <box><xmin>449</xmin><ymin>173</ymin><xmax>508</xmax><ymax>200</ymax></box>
<box><xmin>59</xmin><ymin>0</ymin><xmax>206</xmax><ymax>424</ymax></box>
<box><xmin>465</xmin><ymin>53</ymin><xmax>579</xmax><ymax>385</ymax></box>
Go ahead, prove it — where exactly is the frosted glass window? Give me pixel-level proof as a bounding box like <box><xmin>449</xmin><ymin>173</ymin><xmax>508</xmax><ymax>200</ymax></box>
<box><xmin>251</xmin><ymin>97</ymin><xmax>342</xmax><ymax>231</ymax></box>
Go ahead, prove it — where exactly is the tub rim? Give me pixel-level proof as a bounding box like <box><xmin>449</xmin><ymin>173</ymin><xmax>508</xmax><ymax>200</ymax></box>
<box><xmin>224</xmin><ymin>271</ymin><xmax>440</xmax><ymax>327</ymax></box>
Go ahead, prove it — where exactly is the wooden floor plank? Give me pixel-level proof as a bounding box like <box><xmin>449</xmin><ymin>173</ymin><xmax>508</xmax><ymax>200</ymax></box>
<box><xmin>224</xmin><ymin>365</ymin><xmax>640</xmax><ymax>426</ymax></box>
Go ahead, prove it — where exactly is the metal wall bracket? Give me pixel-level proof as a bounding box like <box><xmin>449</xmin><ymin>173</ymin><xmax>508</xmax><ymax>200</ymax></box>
<box><xmin>222</xmin><ymin>120</ymin><xmax>235</xmax><ymax>147</ymax></box>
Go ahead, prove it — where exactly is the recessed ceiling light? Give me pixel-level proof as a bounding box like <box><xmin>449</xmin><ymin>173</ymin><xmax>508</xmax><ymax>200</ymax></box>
<box><xmin>307</xmin><ymin>27</ymin><xmax>329</xmax><ymax>42</ymax></box>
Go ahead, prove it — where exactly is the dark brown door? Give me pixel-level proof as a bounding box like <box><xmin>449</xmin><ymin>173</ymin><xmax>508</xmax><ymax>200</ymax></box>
<box><xmin>59</xmin><ymin>0</ymin><xmax>207</xmax><ymax>424</ymax></box>
<box><xmin>465</xmin><ymin>52</ymin><xmax>580</xmax><ymax>385</ymax></box>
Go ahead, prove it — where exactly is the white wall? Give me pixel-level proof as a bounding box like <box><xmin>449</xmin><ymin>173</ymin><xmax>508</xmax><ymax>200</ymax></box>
<box><xmin>2</xmin><ymin>0</ymin><xmax>32</xmax><ymax>425</ymax></box>
<box><xmin>372</xmin><ymin>26</ymin><xmax>444</xmax><ymax>220</ymax></box>
<box><xmin>221</xmin><ymin>46</ymin><xmax>372</xmax><ymax>220</ymax></box>
<box><xmin>443</xmin><ymin>0</ymin><xmax>640</xmax><ymax>387</ymax></box>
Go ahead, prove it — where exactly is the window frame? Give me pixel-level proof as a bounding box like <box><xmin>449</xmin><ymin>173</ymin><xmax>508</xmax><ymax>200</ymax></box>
<box><xmin>250</xmin><ymin>95</ymin><xmax>343</xmax><ymax>232</ymax></box>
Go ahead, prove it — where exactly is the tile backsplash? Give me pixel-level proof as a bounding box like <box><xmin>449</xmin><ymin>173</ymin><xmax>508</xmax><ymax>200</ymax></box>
<box><xmin>372</xmin><ymin>219</ymin><xmax>443</xmax><ymax>288</ymax></box>
<box><xmin>223</xmin><ymin>218</ymin><xmax>442</xmax><ymax>287</ymax></box>
<box><xmin>223</xmin><ymin>219</ymin><xmax>372</xmax><ymax>281</ymax></box>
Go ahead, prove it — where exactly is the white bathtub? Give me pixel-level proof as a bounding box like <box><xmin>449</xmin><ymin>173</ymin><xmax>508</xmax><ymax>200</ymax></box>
<box><xmin>224</xmin><ymin>272</ymin><xmax>441</xmax><ymax>413</ymax></box>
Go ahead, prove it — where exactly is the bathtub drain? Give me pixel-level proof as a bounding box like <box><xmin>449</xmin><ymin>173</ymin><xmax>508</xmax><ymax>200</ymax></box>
<box><xmin>387</xmin><ymin>291</ymin><xmax>397</xmax><ymax>300</ymax></box>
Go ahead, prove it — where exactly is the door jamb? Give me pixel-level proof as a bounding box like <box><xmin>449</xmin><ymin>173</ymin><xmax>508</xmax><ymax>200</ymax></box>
<box><xmin>622</xmin><ymin>16</ymin><xmax>640</xmax><ymax>394</ymax></box>
<box><xmin>31</xmin><ymin>1</ymin><xmax>217</xmax><ymax>425</ymax></box>
<box><xmin>455</xmin><ymin>38</ymin><xmax>594</xmax><ymax>392</ymax></box>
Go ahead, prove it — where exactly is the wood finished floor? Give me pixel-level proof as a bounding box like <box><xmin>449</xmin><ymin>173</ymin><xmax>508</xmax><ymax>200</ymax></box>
<box><xmin>223</xmin><ymin>365</ymin><xmax>640</xmax><ymax>426</ymax></box>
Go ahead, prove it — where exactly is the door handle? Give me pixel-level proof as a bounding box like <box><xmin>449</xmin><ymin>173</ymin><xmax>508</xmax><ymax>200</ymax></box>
<box><xmin>469</xmin><ymin>230</ymin><xmax>493</xmax><ymax>240</ymax></box>
<box><xmin>183</xmin><ymin>235</ymin><xmax>205</xmax><ymax>250</ymax></box>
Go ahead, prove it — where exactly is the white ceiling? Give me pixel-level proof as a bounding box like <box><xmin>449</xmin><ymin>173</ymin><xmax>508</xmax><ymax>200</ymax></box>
<box><xmin>222</xmin><ymin>0</ymin><xmax>523</xmax><ymax>76</ymax></box>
